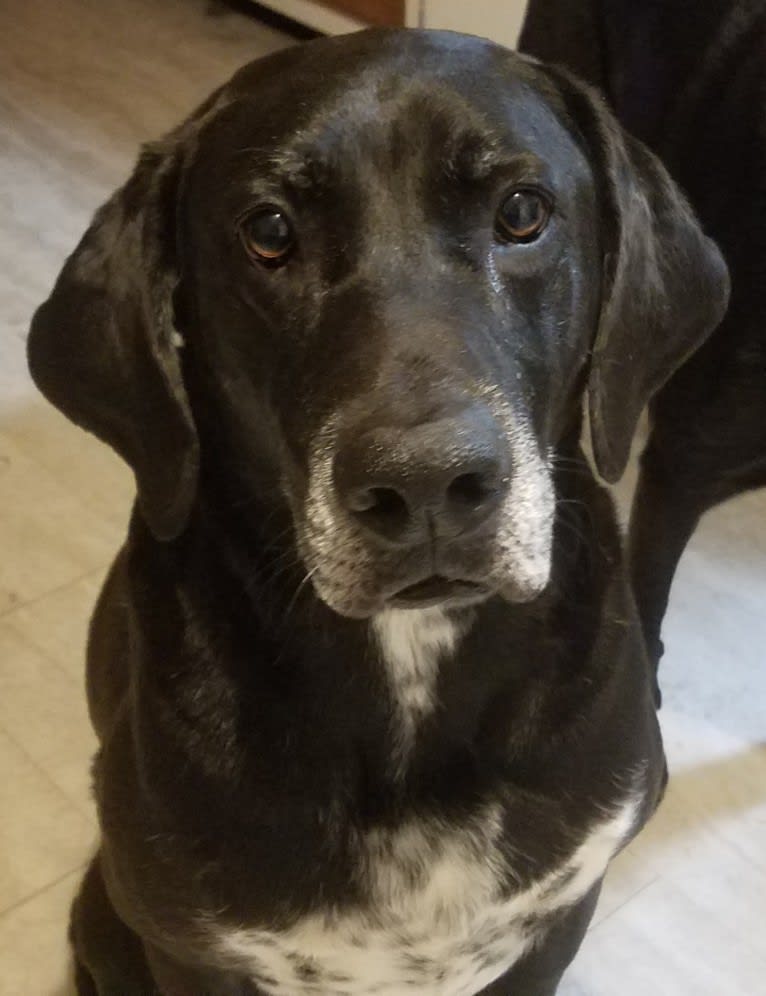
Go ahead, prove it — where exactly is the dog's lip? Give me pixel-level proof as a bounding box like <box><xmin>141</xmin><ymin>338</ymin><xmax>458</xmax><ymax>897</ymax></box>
<box><xmin>387</xmin><ymin>574</ymin><xmax>490</xmax><ymax>609</ymax></box>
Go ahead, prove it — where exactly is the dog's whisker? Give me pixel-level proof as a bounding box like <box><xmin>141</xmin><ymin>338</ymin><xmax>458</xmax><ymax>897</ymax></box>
<box><xmin>280</xmin><ymin>566</ymin><xmax>320</xmax><ymax>630</ymax></box>
<box><xmin>264</xmin><ymin>545</ymin><xmax>304</xmax><ymax>575</ymax></box>
<box><xmin>555</xmin><ymin>497</ymin><xmax>588</xmax><ymax>510</ymax></box>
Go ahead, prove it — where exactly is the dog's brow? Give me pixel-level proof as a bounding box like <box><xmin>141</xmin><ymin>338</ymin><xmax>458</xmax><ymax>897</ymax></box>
<box><xmin>444</xmin><ymin>131</ymin><xmax>543</xmax><ymax>184</ymax></box>
<box><xmin>447</xmin><ymin>141</ymin><xmax>547</xmax><ymax>185</ymax></box>
<box><xmin>443</xmin><ymin>128</ymin><xmax>504</xmax><ymax>182</ymax></box>
<box><xmin>273</xmin><ymin>146</ymin><xmax>330</xmax><ymax>193</ymax></box>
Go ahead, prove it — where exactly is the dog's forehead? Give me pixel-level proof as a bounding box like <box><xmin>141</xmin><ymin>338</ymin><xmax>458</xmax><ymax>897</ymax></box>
<box><xmin>203</xmin><ymin>31</ymin><xmax>585</xmax><ymax>190</ymax></box>
<box><xmin>226</xmin><ymin>27</ymin><xmax>532</xmax><ymax>105</ymax></box>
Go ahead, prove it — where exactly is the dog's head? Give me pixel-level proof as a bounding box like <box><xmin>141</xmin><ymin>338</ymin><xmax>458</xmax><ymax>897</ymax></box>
<box><xmin>28</xmin><ymin>31</ymin><xmax>728</xmax><ymax>618</ymax></box>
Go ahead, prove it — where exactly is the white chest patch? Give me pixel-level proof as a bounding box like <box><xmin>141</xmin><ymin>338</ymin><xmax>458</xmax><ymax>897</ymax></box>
<box><xmin>372</xmin><ymin>608</ymin><xmax>460</xmax><ymax>779</ymax></box>
<box><xmin>209</xmin><ymin>794</ymin><xmax>640</xmax><ymax>996</ymax></box>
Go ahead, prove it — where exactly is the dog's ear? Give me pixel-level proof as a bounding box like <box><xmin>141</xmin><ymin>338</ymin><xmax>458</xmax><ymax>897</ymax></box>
<box><xmin>549</xmin><ymin>69</ymin><xmax>730</xmax><ymax>482</ymax></box>
<box><xmin>519</xmin><ymin>0</ymin><xmax>606</xmax><ymax>91</ymax></box>
<box><xmin>28</xmin><ymin>139</ymin><xmax>199</xmax><ymax>541</ymax></box>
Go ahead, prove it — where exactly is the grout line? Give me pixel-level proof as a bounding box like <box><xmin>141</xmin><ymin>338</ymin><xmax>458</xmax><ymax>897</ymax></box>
<box><xmin>588</xmin><ymin>875</ymin><xmax>659</xmax><ymax>935</ymax></box>
<box><xmin>0</xmin><ymin>576</ymin><xmax>99</xmax><ymax>737</ymax></box>
<box><xmin>709</xmin><ymin>822</ymin><xmax>766</xmax><ymax>877</ymax></box>
<box><xmin>0</xmin><ymin>861</ymin><xmax>90</xmax><ymax>921</ymax></box>
<box><xmin>0</xmin><ymin>563</ymin><xmax>109</xmax><ymax>622</ymax></box>
<box><xmin>0</xmin><ymin>726</ymin><xmax>98</xmax><ymax>828</ymax></box>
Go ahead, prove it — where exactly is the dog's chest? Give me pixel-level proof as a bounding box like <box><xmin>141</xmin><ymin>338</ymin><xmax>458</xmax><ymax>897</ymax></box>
<box><xmin>209</xmin><ymin>610</ymin><xmax>638</xmax><ymax>993</ymax></box>
<box><xmin>211</xmin><ymin>797</ymin><xmax>638</xmax><ymax>996</ymax></box>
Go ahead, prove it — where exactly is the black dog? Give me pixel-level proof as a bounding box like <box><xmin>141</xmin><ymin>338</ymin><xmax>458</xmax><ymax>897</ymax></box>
<box><xmin>521</xmin><ymin>0</ymin><xmax>766</xmax><ymax>683</ymax></box>
<box><xmin>28</xmin><ymin>29</ymin><xmax>727</xmax><ymax>996</ymax></box>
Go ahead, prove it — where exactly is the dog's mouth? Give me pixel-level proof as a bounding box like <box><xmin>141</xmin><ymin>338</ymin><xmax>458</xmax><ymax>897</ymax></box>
<box><xmin>387</xmin><ymin>574</ymin><xmax>490</xmax><ymax>610</ymax></box>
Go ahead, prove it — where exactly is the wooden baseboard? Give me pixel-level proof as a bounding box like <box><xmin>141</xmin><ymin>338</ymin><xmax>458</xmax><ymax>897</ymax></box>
<box><xmin>316</xmin><ymin>0</ymin><xmax>404</xmax><ymax>26</ymax></box>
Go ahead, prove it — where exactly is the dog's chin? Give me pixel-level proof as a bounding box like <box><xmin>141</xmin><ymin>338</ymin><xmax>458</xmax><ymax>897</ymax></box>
<box><xmin>299</xmin><ymin>511</ymin><xmax>553</xmax><ymax>619</ymax></box>
<box><xmin>385</xmin><ymin>575</ymin><xmax>493</xmax><ymax>612</ymax></box>
<box><xmin>313</xmin><ymin>585</ymin><xmax>490</xmax><ymax>620</ymax></box>
<box><xmin>309</xmin><ymin>567</ymin><xmax>548</xmax><ymax>620</ymax></box>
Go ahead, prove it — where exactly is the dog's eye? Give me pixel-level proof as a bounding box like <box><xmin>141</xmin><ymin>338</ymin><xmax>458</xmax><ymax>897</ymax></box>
<box><xmin>495</xmin><ymin>189</ymin><xmax>551</xmax><ymax>244</ymax></box>
<box><xmin>239</xmin><ymin>208</ymin><xmax>294</xmax><ymax>265</ymax></box>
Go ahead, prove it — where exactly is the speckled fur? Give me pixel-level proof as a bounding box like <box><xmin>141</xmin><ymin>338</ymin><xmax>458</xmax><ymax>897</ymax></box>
<box><xmin>210</xmin><ymin>793</ymin><xmax>641</xmax><ymax>995</ymax></box>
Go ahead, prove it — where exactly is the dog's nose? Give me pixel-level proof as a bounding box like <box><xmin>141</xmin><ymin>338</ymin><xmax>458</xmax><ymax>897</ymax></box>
<box><xmin>334</xmin><ymin>405</ymin><xmax>508</xmax><ymax>546</ymax></box>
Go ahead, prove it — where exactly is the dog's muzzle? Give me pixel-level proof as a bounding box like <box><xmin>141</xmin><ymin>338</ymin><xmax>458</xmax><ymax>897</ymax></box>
<box><xmin>331</xmin><ymin>402</ymin><xmax>509</xmax><ymax>608</ymax></box>
<box><xmin>301</xmin><ymin>395</ymin><xmax>553</xmax><ymax>617</ymax></box>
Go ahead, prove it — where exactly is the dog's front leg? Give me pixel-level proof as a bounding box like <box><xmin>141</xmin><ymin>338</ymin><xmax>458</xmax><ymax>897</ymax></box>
<box><xmin>71</xmin><ymin>854</ymin><xmax>257</xmax><ymax>996</ymax></box>
<box><xmin>70</xmin><ymin>854</ymin><xmax>160</xmax><ymax>996</ymax></box>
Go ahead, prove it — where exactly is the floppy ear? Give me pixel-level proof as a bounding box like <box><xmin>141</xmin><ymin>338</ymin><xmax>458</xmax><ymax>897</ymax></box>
<box><xmin>548</xmin><ymin>69</ymin><xmax>730</xmax><ymax>482</ymax></box>
<box><xmin>519</xmin><ymin>0</ymin><xmax>606</xmax><ymax>91</ymax></box>
<box><xmin>28</xmin><ymin>140</ymin><xmax>199</xmax><ymax>541</ymax></box>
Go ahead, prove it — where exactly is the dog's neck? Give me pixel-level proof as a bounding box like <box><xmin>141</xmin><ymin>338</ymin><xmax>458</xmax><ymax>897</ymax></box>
<box><xmin>371</xmin><ymin>607</ymin><xmax>463</xmax><ymax>783</ymax></box>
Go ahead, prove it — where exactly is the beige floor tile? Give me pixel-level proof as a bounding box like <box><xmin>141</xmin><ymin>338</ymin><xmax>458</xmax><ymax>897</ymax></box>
<box><xmin>588</xmin><ymin>842</ymin><xmax>658</xmax><ymax>930</ymax></box>
<box><xmin>563</xmin><ymin>845</ymin><xmax>766</xmax><ymax>996</ymax></box>
<box><xmin>0</xmin><ymin>429</ymin><xmax>121</xmax><ymax>614</ymax></box>
<box><xmin>1</xmin><ymin>403</ymin><xmax>134</xmax><ymax>534</ymax></box>
<box><xmin>659</xmin><ymin>714</ymin><xmax>766</xmax><ymax>873</ymax></box>
<box><xmin>2</xmin><ymin>570</ymin><xmax>105</xmax><ymax>683</ymax></box>
<box><xmin>578</xmin><ymin>703</ymin><xmax>766</xmax><ymax>993</ymax></box>
<box><xmin>0</xmin><ymin>869</ymin><xmax>81</xmax><ymax>996</ymax></box>
<box><xmin>0</xmin><ymin>621</ymin><xmax>98</xmax><ymax>817</ymax></box>
<box><xmin>0</xmin><ymin>730</ymin><xmax>95</xmax><ymax>913</ymax></box>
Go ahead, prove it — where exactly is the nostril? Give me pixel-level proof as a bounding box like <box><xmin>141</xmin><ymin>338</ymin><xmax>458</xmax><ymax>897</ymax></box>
<box><xmin>447</xmin><ymin>471</ymin><xmax>497</xmax><ymax>510</ymax></box>
<box><xmin>368</xmin><ymin>487</ymin><xmax>408</xmax><ymax>517</ymax></box>
<box><xmin>347</xmin><ymin>485</ymin><xmax>409</xmax><ymax>528</ymax></box>
<box><xmin>345</xmin><ymin>486</ymin><xmax>379</xmax><ymax>514</ymax></box>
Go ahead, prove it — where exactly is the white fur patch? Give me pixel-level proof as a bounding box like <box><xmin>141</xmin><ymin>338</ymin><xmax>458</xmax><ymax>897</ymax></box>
<box><xmin>301</xmin><ymin>414</ymin><xmax>380</xmax><ymax>618</ymax></box>
<box><xmin>209</xmin><ymin>794</ymin><xmax>641</xmax><ymax>996</ymax></box>
<box><xmin>372</xmin><ymin>608</ymin><xmax>460</xmax><ymax>779</ymax></box>
<box><xmin>480</xmin><ymin>388</ymin><xmax>555</xmax><ymax>603</ymax></box>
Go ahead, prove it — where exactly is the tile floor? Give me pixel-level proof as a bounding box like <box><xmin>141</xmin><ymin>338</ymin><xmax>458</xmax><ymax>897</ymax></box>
<box><xmin>1</xmin><ymin>1</ymin><xmax>764</xmax><ymax>993</ymax></box>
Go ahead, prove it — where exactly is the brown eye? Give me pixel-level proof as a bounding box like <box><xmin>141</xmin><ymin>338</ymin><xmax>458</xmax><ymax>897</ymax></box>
<box><xmin>495</xmin><ymin>189</ymin><xmax>551</xmax><ymax>244</ymax></box>
<box><xmin>239</xmin><ymin>207</ymin><xmax>294</xmax><ymax>264</ymax></box>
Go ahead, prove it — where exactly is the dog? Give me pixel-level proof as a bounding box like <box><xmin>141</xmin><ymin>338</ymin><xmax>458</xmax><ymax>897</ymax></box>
<box><xmin>520</xmin><ymin>0</ymin><xmax>766</xmax><ymax>688</ymax></box>
<box><xmin>28</xmin><ymin>28</ymin><xmax>728</xmax><ymax>996</ymax></box>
